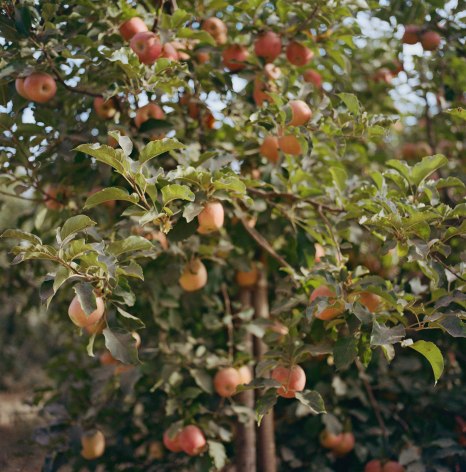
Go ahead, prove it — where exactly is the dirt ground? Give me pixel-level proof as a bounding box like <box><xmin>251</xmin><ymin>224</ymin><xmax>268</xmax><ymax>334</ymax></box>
<box><xmin>0</xmin><ymin>391</ymin><xmax>46</xmax><ymax>472</ymax></box>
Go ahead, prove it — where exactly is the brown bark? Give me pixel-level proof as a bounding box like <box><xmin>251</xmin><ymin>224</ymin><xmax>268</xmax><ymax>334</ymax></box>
<box><xmin>235</xmin><ymin>288</ymin><xmax>257</xmax><ymax>472</ymax></box>
<box><xmin>253</xmin><ymin>271</ymin><xmax>277</xmax><ymax>472</ymax></box>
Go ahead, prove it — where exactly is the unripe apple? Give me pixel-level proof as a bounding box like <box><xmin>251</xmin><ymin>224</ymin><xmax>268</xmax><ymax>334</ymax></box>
<box><xmin>365</xmin><ymin>459</ymin><xmax>383</xmax><ymax>472</ymax></box>
<box><xmin>68</xmin><ymin>295</ymin><xmax>105</xmax><ymax>328</ymax></box>
<box><xmin>161</xmin><ymin>42</ymin><xmax>180</xmax><ymax>61</ymax></box>
<box><xmin>130</xmin><ymin>31</ymin><xmax>162</xmax><ymax>65</ymax></box>
<box><xmin>260</xmin><ymin>136</ymin><xmax>280</xmax><ymax>164</ymax></box>
<box><xmin>237</xmin><ymin>365</ymin><xmax>253</xmax><ymax>385</ymax></box>
<box><xmin>286</xmin><ymin>41</ymin><xmax>313</xmax><ymax>66</ymax></box>
<box><xmin>420</xmin><ymin>31</ymin><xmax>441</xmax><ymax>51</ymax></box>
<box><xmin>303</xmin><ymin>69</ymin><xmax>323</xmax><ymax>88</ymax></box>
<box><xmin>314</xmin><ymin>243</ymin><xmax>325</xmax><ymax>262</ymax></box>
<box><xmin>320</xmin><ymin>430</ymin><xmax>343</xmax><ymax>449</ymax></box>
<box><xmin>15</xmin><ymin>77</ymin><xmax>30</xmax><ymax>99</ymax></box>
<box><xmin>383</xmin><ymin>461</ymin><xmax>405</xmax><ymax>472</ymax></box>
<box><xmin>198</xmin><ymin>201</ymin><xmax>224</xmax><ymax>233</ymax></box>
<box><xmin>278</xmin><ymin>135</ymin><xmax>301</xmax><ymax>155</ymax></box>
<box><xmin>271</xmin><ymin>365</ymin><xmax>306</xmax><ymax>398</ymax></box>
<box><xmin>179</xmin><ymin>259</ymin><xmax>208</xmax><ymax>291</ymax></box>
<box><xmin>402</xmin><ymin>25</ymin><xmax>420</xmax><ymax>44</ymax></box>
<box><xmin>119</xmin><ymin>17</ymin><xmax>148</xmax><ymax>41</ymax></box>
<box><xmin>134</xmin><ymin>103</ymin><xmax>165</xmax><ymax>128</ymax></box>
<box><xmin>93</xmin><ymin>97</ymin><xmax>117</xmax><ymax>120</ymax></box>
<box><xmin>81</xmin><ymin>430</ymin><xmax>105</xmax><ymax>460</ymax></box>
<box><xmin>222</xmin><ymin>45</ymin><xmax>249</xmax><ymax>72</ymax></box>
<box><xmin>309</xmin><ymin>285</ymin><xmax>344</xmax><ymax>320</ymax></box>
<box><xmin>202</xmin><ymin>17</ymin><xmax>227</xmax><ymax>45</ymax></box>
<box><xmin>254</xmin><ymin>31</ymin><xmax>282</xmax><ymax>62</ymax></box>
<box><xmin>214</xmin><ymin>367</ymin><xmax>242</xmax><ymax>397</ymax></box>
<box><xmin>179</xmin><ymin>425</ymin><xmax>206</xmax><ymax>456</ymax></box>
<box><xmin>332</xmin><ymin>432</ymin><xmax>355</xmax><ymax>455</ymax></box>
<box><xmin>264</xmin><ymin>63</ymin><xmax>281</xmax><ymax>80</ymax></box>
<box><xmin>23</xmin><ymin>73</ymin><xmax>57</xmax><ymax>103</ymax></box>
<box><xmin>288</xmin><ymin>100</ymin><xmax>312</xmax><ymax>126</ymax></box>
<box><xmin>236</xmin><ymin>265</ymin><xmax>258</xmax><ymax>287</ymax></box>
<box><xmin>163</xmin><ymin>430</ymin><xmax>182</xmax><ymax>452</ymax></box>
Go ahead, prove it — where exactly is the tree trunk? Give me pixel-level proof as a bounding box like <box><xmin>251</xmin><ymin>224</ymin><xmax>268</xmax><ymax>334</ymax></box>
<box><xmin>253</xmin><ymin>271</ymin><xmax>277</xmax><ymax>472</ymax></box>
<box><xmin>235</xmin><ymin>288</ymin><xmax>257</xmax><ymax>472</ymax></box>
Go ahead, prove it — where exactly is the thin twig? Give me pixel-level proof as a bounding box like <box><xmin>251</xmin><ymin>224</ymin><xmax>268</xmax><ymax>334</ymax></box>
<box><xmin>433</xmin><ymin>255</ymin><xmax>466</xmax><ymax>282</ymax></box>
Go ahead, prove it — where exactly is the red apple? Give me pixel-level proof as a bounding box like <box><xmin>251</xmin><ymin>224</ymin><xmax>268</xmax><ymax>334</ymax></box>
<box><xmin>222</xmin><ymin>45</ymin><xmax>249</xmax><ymax>72</ymax></box>
<box><xmin>161</xmin><ymin>42</ymin><xmax>180</xmax><ymax>61</ymax></box>
<box><xmin>163</xmin><ymin>430</ymin><xmax>182</xmax><ymax>453</ymax></box>
<box><xmin>15</xmin><ymin>77</ymin><xmax>30</xmax><ymax>99</ymax></box>
<box><xmin>134</xmin><ymin>103</ymin><xmax>165</xmax><ymax>128</ymax></box>
<box><xmin>119</xmin><ymin>17</ymin><xmax>148</xmax><ymax>41</ymax></box>
<box><xmin>93</xmin><ymin>97</ymin><xmax>117</xmax><ymax>120</ymax></box>
<box><xmin>202</xmin><ymin>17</ymin><xmax>227</xmax><ymax>45</ymax></box>
<box><xmin>402</xmin><ymin>25</ymin><xmax>420</xmax><ymax>44</ymax></box>
<box><xmin>68</xmin><ymin>295</ymin><xmax>105</xmax><ymax>328</ymax></box>
<box><xmin>214</xmin><ymin>367</ymin><xmax>242</xmax><ymax>397</ymax></box>
<box><xmin>309</xmin><ymin>285</ymin><xmax>344</xmax><ymax>320</ymax></box>
<box><xmin>254</xmin><ymin>31</ymin><xmax>282</xmax><ymax>62</ymax></box>
<box><xmin>198</xmin><ymin>201</ymin><xmax>224</xmax><ymax>233</ymax></box>
<box><xmin>179</xmin><ymin>259</ymin><xmax>208</xmax><ymax>292</ymax></box>
<box><xmin>271</xmin><ymin>365</ymin><xmax>306</xmax><ymax>398</ymax></box>
<box><xmin>264</xmin><ymin>63</ymin><xmax>281</xmax><ymax>80</ymax></box>
<box><xmin>278</xmin><ymin>135</ymin><xmax>301</xmax><ymax>155</ymax></box>
<box><xmin>43</xmin><ymin>184</ymin><xmax>67</xmax><ymax>210</ymax></box>
<box><xmin>130</xmin><ymin>31</ymin><xmax>162</xmax><ymax>65</ymax></box>
<box><xmin>365</xmin><ymin>460</ymin><xmax>383</xmax><ymax>472</ymax></box>
<box><xmin>421</xmin><ymin>31</ymin><xmax>441</xmax><ymax>51</ymax></box>
<box><xmin>23</xmin><ymin>73</ymin><xmax>57</xmax><ymax>103</ymax></box>
<box><xmin>288</xmin><ymin>100</ymin><xmax>312</xmax><ymax>126</ymax></box>
<box><xmin>286</xmin><ymin>41</ymin><xmax>313</xmax><ymax>66</ymax></box>
<box><xmin>179</xmin><ymin>425</ymin><xmax>206</xmax><ymax>456</ymax></box>
<box><xmin>303</xmin><ymin>69</ymin><xmax>323</xmax><ymax>88</ymax></box>
<box><xmin>260</xmin><ymin>136</ymin><xmax>280</xmax><ymax>164</ymax></box>
<box><xmin>333</xmin><ymin>432</ymin><xmax>355</xmax><ymax>455</ymax></box>
<box><xmin>320</xmin><ymin>430</ymin><xmax>343</xmax><ymax>449</ymax></box>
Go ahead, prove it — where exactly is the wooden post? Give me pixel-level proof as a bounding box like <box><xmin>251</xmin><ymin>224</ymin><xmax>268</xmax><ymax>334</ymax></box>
<box><xmin>235</xmin><ymin>287</ymin><xmax>257</xmax><ymax>472</ymax></box>
<box><xmin>253</xmin><ymin>270</ymin><xmax>277</xmax><ymax>472</ymax></box>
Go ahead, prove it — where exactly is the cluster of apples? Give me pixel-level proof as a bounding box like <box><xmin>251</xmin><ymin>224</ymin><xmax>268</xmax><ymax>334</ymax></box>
<box><xmin>402</xmin><ymin>25</ymin><xmax>441</xmax><ymax>51</ymax></box>
<box><xmin>271</xmin><ymin>364</ymin><xmax>306</xmax><ymax>398</ymax></box>
<box><xmin>213</xmin><ymin>365</ymin><xmax>252</xmax><ymax>397</ymax></box>
<box><xmin>365</xmin><ymin>459</ymin><xmax>405</xmax><ymax>472</ymax></box>
<box><xmin>15</xmin><ymin>72</ymin><xmax>57</xmax><ymax>103</ymax></box>
<box><xmin>310</xmin><ymin>285</ymin><xmax>381</xmax><ymax>321</ymax></box>
<box><xmin>81</xmin><ymin>429</ymin><xmax>106</xmax><ymax>460</ymax></box>
<box><xmin>163</xmin><ymin>425</ymin><xmax>206</xmax><ymax>456</ymax></box>
<box><xmin>320</xmin><ymin>429</ymin><xmax>355</xmax><ymax>456</ymax></box>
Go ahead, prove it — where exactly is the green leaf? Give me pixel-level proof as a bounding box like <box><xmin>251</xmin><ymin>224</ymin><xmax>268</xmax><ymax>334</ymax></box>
<box><xmin>84</xmin><ymin>187</ymin><xmax>139</xmax><ymax>209</ymax></box>
<box><xmin>87</xmin><ymin>332</ymin><xmax>97</xmax><ymax>357</ymax></box>
<box><xmin>386</xmin><ymin>159</ymin><xmax>411</xmax><ymax>183</ymax></box>
<box><xmin>139</xmin><ymin>138</ymin><xmax>185</xmax><ymax>165</ymax></box>
<box><xmin>161</xmin><ymin>184</ymin><xmax>195</xmax><ymax>205</ymax></box>
<box><xmin>75</xmin><ymin>143</ymin><xmax>130</xmax><ymax>174</ymax></box>
<box><xmin>108</xmin><ymin>131</ymin><xmax>133</xmax><ymax>155</ymax></box>
<box><xmin>295</xmin><ymin>390</ymin><xmax>326</xmax><ymax>414</ymax></box>
<box><xmin>256</xmin><ymin>388</ymin><xmax>278</xmax><ymax>425</ymax></box>
<box><xmin>103</xmin><ymin>327</ymin><xmax>139</xmax><ymax>365</ymax></box>
<box><xmin>60</xmin><ymin>215</ymin><xmax>96</xmax><ymax>241</ymax></box>
<box><xmin>333</xmin><ymin>337</ymin><xmax>358</xmax><ymax>370</ymax></box>
<box><xmin>73</xmin><ymin>282</ymin><xmax>98</xmax><ymax>316</ymax></box>
<box><xmin>1</xmin><ymin>229</ymin><xmax>42</xmax><ymax>245</ymax></box>
<box><xmin>107</xmin><ymin>236</ymin><xmax>153</xmax><ymax>256</ymax></box>
<box><xmin>330</xmin><ymin>167</ymin><xmax>347</xmax><ymax>192</ymax></box>
<box><xmin>445</xmin><ymin>107</ymin><xmax>466</xmax><ymax>120</ymax></box>
<box><xmin>208</xmin><ymin>440</ymin><xmax>227</xmax><ymax>470</ymax></box>
<box><xmin>411</xmin><ymin>154</ymin><xmax>448</xmax><ymax>186</ymax></box>
<box><xmin>408</xmin><ymin>340</ymin><xmax>444</xmax><ymax>384</ymax></box>
<box><xmin>338</xmin><ymin>93</ymin><xmax>360</xmax><ymax>114</ymax></box>
<box><xmin>189</xmin><ymin>368</ymin><xmax>213</xmax><ymax>393</ymax></box>
<box><xmin>177</xmin><ymin>27</ymin><xmax>216</xmax><ymax>46</ymax></box>
<box><xmin>213</xmin><ymin>176</ymin><xmax>246</xmax><ymax>195</ymax></box>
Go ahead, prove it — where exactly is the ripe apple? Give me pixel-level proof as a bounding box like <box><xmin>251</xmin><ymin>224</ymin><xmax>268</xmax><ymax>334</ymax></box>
<box><xmin>351</xmin><ymin>291</ymin><xmax>381</xmax><ymax>313</ymax></box>
<box><xmin>202</xmin><ymin>17</ymin><xmax>227</xmax><ymax>45</ymax></box>
<box><xmin>372</xmin><ymin>68</ymin><xmax>393</xmax><ymax>84</ymax></box>
<box><xmin>278</xmin><ymin>135</ymin><xmax>301</xmax><ymax>155</ymax></box>
<box><xmin>68</xmin><ymin>295</ymin><xmax>105</xmax><ymax>328</ymax></box>
<box><xmin>179</xmin><ymin>259</ymin><xmax>208</xmax><ymax>291</ymax></box>
<box><xmin>402</xmin><ymin>25</ymin><xmax>420</xmax><ymax>44</ymax></box>
<box><xmin>320</xmin><ymin>430</ymin><xmax>343</xmax><ymax>449</ymax></box>
<box><xmin>253</xmin><ymin>76</ymin><xmax>273</xmax><ymax>106</ymax></box>
<box><xmin>93</xmin><ymin>97</ymin><xmax>117</xmax><ymax>120</ymax></box>
<box><xmin>260</xmin><ymin>136</ymin><xmax>280</xmax><ymax>164</ymax></box>
<box><xmin>179</xmin><ymin>425</ymin><xmax>206</xmax><ymax>456</ymax></box>
<box><xmin>421</xmin><ymin>31</ymin><xmax>441</xmax><ymax>51</ymax></box>
<box><xmin>15</xmin><ymin>77</ymin><xmax>30</xmax><ymax>99</ymax></box>
<box><xmin>85</xmin><ymin>318</ymin><xmax>106</xmax><ymax>335</ymax></box>
<box><xmin>286</xmin><ymin>41</ymin><xmax>313</xmax><ymax>66</ymax></box>
<box><xmin>222</xmin><ymin>45</ymin><xmax>249</xmax><ymax>71</ymax></box>
<box><xmin>134</xmin><ymin>103</ymin><xmax>165</xmax><ymax>128</ymax></box>
<box><xmin>254</xmin><ymin>31</ymin><xmax>282</xmax><ymax>62</ymax></box>
<box><xmin>383</xmin><ymin>462</ymin><xmax>405</xmax><ymax>472</ymax></box>
<box><xmin>332</xmin><ymin>432</ymin><xmax>355</xmax><ymax>455</ymax></box>
<box><xmin>23</xmin><ymin>73</ymin><xmax>57</xmax><ymax>103</ymax></box>
<box><xmin>237</xmin><ymin>365</ymin><xmax>253</xmax><ymax>385</ymax></box>
<box><xmin>236</xmin><ymin>265</ymin><xmax>258</xmax><ymax>287</ymax></box>
<box><xmin>264</xmin><ymin>63</ymin><xmax>281</xmax><ymax>80</ymax></box>
<box><xmin>309</xmin><ymin>285</ymin><xmax>344</xmax><ymax>320</ymax></box>
<box><xmin>365</xmin><ymin>459</ymin><xmax>383</xmax><ymax>472</ymax></box>
<box><xmin>130</xmin><ymin>31</ymin><xmax>162</xmax><ymax>65</ymax></box>
<box><xmin>81</xmin><ymin>430</ymin><xmax>105</xmax><ymax>460</ymax></box>
<box><xmin>43</xmin><ymin>184</ymin><xmax>66</xmax><ymax>210</ymax></box>
<box><xmin>214</xmin><ymin>367</ymin><xmax>242</xmax><ymax>397</ymax></box>
<box><xmin>303</xmin><ymin>69</ymin><xmax>323</xmax><ymax>88</ymax></box>
<box><xmin>161</xmin><ymin>42</ymin><xmax>180</xmax><ymax>61</ymax></box>
<box><xmin>288</xmin><ymin>100</ymin><xmax>312</xmax><ymax>126</ymax></box>
<box><xmin>198</xmin><ymin>201</ymin><xmax>224</xmax><ymax>233</ymax></box>
<box><xmin>119</xmin><ymin>17</ymin><xmax>148</xmax><ymax>41</ymax></box>
<box><xmin>163</xmin><ymin>429</ymin><xmax>182</xmax><ymax>452</ymax></box>
<box><xmin>271</xmin><ymin>365</ymin><xmax>306</xmax><ymax>398</ymax></box>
